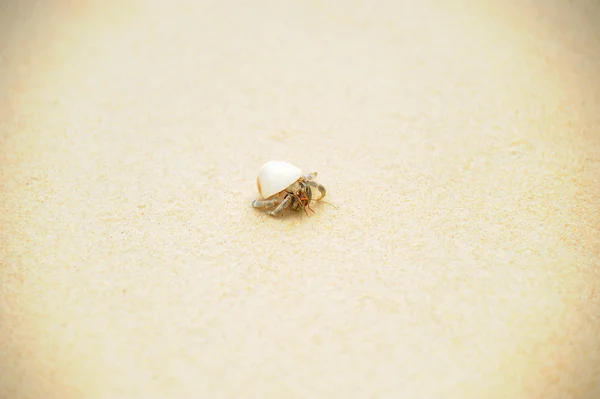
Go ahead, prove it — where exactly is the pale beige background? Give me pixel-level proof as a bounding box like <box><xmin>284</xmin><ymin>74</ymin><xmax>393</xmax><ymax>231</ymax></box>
<box><xmin>1</xmin><ymin>0</ymin><xmax>599</xmax><ymax>398</ymax></box>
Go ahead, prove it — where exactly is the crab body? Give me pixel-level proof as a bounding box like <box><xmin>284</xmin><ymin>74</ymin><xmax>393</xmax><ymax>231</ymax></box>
<box><xmin>252</xmin><ymin>161</ymin><xmax>326</xmax><ymax>216</ymax></box>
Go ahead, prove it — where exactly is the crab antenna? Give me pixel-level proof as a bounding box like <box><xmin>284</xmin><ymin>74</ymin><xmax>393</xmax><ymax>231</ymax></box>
<box><xmin>314</xmin><ymin>198</ymin><xmax>338</xmax><ymax>209</ymax></box>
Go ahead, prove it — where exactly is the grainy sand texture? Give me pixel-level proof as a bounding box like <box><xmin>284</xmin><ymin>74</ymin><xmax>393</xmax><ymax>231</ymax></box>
<box><xmin>1</xmin><ymin>0</ymin><xmax>600</xmax><ymax>398</ymax></box>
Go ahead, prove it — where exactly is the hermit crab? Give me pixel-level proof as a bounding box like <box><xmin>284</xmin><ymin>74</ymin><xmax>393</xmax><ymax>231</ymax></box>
<box><xmin>252</xmin><ymin>161</ymin><xmax>327</xmax><ymax>216</ymax></box>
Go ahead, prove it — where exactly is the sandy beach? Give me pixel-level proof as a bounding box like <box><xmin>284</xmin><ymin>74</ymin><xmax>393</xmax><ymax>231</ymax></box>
<box><xmin>1</xmin><ymin>1</ymin><xmax>599</xmax><ymax>398</ymax></box>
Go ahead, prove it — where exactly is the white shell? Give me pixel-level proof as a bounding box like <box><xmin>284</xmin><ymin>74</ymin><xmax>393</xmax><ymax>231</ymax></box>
<box><xmin>257</xmin><ymin>161</ymin><xmax>303</xmax><ymax>199</ymax></box>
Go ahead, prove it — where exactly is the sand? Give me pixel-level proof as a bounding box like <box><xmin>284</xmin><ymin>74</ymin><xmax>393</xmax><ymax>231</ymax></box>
<box><xmin>1</xmin><ymin>1</ymin><xmax>599</xmax><ymax>398</ymax></box>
